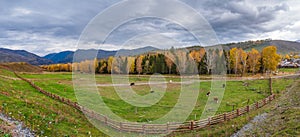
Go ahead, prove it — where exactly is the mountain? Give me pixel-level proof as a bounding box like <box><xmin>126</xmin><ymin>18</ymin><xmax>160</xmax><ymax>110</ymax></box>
<box><xmin>0</xmin><ymin>48</ymin><xmax>52</xmax><ymax>65</ymax></box>
<box><xmin>44</xmin><ymin>51</ymin><xmax>74</xmax><ymax>64</ymax></box>
<box><xmin>222</xmin><ymin>40</ymin><xmax>300</xmax><ymax>54</ymax></box>
<box><xmin>45</xmin><ymin>46</ymin><xmax>159</xmax><ymax>63</ymax></box>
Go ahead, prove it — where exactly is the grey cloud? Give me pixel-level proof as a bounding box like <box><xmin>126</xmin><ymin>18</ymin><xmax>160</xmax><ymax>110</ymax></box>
<box><xmin>0</xmin><ymin>0</ymin><xmax>299</xmax><ymax>55</ymax></box>
<box><xmin>183</xmin><ymin>0</ymin><xmax>293</xmax><ymax>42</ymax></box>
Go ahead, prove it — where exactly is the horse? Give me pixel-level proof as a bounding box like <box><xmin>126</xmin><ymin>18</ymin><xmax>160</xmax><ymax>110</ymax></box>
<box><xmin>213</xmin><ymin>97</ymin><xmax>219</xmax><ymax>103</ymax></box>
<box><xmin>206</xmin><ymin>91</ymin><xmax>211</xmax><ymax>96</ymax></box>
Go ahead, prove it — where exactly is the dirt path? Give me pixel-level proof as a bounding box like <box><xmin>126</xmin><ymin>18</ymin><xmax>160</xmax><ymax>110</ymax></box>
<box><xmin>231</xmin><ymin>80</ymin><xmax>300</xmax><ymax>136</ymax></box>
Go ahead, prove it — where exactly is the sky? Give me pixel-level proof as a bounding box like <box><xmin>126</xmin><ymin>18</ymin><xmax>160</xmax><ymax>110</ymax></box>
<box><xmin>0</xmin><ymin>0</ymin><xmax>299</xmax><ymax>56</ymax></box>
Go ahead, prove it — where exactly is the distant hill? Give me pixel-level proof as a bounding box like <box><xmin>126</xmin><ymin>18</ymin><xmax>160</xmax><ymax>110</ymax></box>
<box><xmin>0</xmin><ymin>62</ymin><xmax>43</xmax><ymax>73</ymax></box>
<box><xmin>0</xmin><ymin>48</ymin><xmax>52</xmax><ymax>65</ymax></box>
<box><xmin>221</xmin><ymin>40</ymin><xmax>300</xmax><ymax>54</ymax></box>
<box><xmin>46</xmin><ymin>46</ymin><xmax>158</xmax><ymax>63</ymax></box>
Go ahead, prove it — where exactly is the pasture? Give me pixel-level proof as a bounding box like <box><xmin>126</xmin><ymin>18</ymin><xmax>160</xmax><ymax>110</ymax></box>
<box><xmin>0</xmin><ymin>69</ymin><xmax>106</xmax><ymax>136</ymax></box>
<box><xmin>0</xmin><ymin>67</ymin><xmax>296</xmax><ymax>136</ymax></box>
<box><xmin>19</xmin><ymin>72</ymin><xmax>293</xmax><ymax>122</ymax></box>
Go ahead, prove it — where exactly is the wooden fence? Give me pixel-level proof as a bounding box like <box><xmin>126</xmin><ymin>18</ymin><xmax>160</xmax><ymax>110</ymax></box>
<box><xmin>15</xmin><ymin>72</ymin><xmax>276</xmax><ymax>134</ymax></box>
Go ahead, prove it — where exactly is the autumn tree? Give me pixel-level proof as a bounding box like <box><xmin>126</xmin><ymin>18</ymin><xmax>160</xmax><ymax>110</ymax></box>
<box><xmin>94</xmin><ymin>58</ymin><xmax>99</xmax><ymax>73</ymax></box>
<box><xmin>247</xmin><ymin>48</ymin><xmax>261</xmax><ymax>74</ymax></box>
<box><xmin>189</xmin><ymin>50</ymin><xmax>202</xmax><ymax>63</ymax></box>
<box><xmin>164</xmin><ymin>51</ymin><xmax>175</xmax><ymax>74</ymax></box>
<box><xmin>239</xmin><ymin>48</ymin><xmax>247</xmax><ymax>76</ymax></box>
<box><xmin>229</xmin><ymin>47</ymin><xmax>245</xmax><ymax>75</ymax></box>
<box><xmin>284</xmin><ymin>54</ymin><xmax>290</xmax><ymax>60</ymax></box>
<box><xmin>98</xmin><ymin>59</ymin><xmax>107</xmax><ymax>73</ymax></box>
<box><xmin>262</xmin><ymin>46</ymin><xmax>281</xmax><ymax>74</ymax></box>
<box><xmin>135</xmin><ymin>55</ymin><xmax>144</xmax><ymax>75</ymax></box>
<box><xmin>127</xmin><ymin>57</ymin><xmax>136</xmax><ymax>74</ymax></box>
<box><xmin>107</xmin><ymin>56</ymin><xmax>114</xmax><ymax>74</ymax></box>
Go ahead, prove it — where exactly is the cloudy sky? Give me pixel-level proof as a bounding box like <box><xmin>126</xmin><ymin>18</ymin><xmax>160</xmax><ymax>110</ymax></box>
<box><xmin>0</xmin><ymin>0</ymin><xmax>299</xmax><ymax>56</ymax></box>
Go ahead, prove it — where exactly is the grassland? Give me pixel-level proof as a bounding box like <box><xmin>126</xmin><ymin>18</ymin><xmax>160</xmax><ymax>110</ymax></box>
<box><xmin>171</xmin><ymin>79</ymin><xmax>299</xmax><ymax>137</ymax></box>
<box><xmin>0</xmin><ymin>67</ymin><xmax>296</xmax><ymax>136</ymax></box>
<box><xmin>0</xmin><ymin>68</ymin><xmax>106</xmax><ymax>136</ymax></box>
<box><xmin>19</xmin><ymin>72</ymin><xmax>293</xmax><ymax>122</ymax></box>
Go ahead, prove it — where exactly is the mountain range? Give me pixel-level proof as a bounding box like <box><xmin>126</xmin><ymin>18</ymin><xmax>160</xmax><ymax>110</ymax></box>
<box><xmin>44</xmin><ymin>46</ymin><xmax>158</xmax><ymax>64</ymax></box>
<box><xmin>0</xmin><ymin>46</ymin><xmax>158</xmax><ymax>65</ymax></box>
<box><xmin>0</xmin><ymin>48</ymin><xmax>52</xmax><ymax>65</ymax></box>
<box><xmin>0</xmin><ymin>40</ymin><xmax>299</xmax><ymax>65</ymax></box>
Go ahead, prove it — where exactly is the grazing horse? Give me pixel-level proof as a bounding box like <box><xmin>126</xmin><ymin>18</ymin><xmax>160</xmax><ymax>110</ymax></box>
<box><xmin>213</xmin><ymin>97</ymin><xmax>219</xmax><ymax>103</ymax></box>
<box><xmin>130</xmin><ymin>83</ymin><xmax>135</xmax><ymax>86</ymax></box>
<box><xmin>206</xmin><ymin>91</ymin><xmax>211</xmax><ymax>96</ymax></box>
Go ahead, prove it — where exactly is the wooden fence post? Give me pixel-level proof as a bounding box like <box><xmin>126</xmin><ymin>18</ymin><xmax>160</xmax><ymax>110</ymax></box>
<box><xmin>119</xmin><ymin>122</ymin><xmax>122</xmax><ymax>131</ymax></box>
<box><xmin>190</xmin><ymin>120</ymin><xmax>194</xmax><ymax>130</ymax></box>
<box><xmin>208</xmin><ymin>117</ymin><xmax>211</xmax><ymax>126</ymax></box>
<box><xmin>263</xmin><ymin>98</ymin><xmax>266</xmax><ymax>105</ymax></box>
<box><xmin>166</xmin><ymin>122</ymin><xmax>169</xmax><ymax>133</ymax></box>
<box><xmin>223</xmin><ymin>113</ymin><xmax>227</xmax><ymax>121</ymax></box>
<box><xmin>236</xmin><ymin>108</ymin><xmax>240</xmax><ymax>116</ymax></box>
<box><xmin>246</xmin><ymin>105</ymin><xmax>250</xmax><ymax>113</ymax></box>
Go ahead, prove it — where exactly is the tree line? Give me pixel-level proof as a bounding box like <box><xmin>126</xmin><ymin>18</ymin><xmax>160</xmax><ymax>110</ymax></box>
<box><xmin>41</xmin><ymin>46</ymin><xmax>283</xmax><ymax>76</ymax></box>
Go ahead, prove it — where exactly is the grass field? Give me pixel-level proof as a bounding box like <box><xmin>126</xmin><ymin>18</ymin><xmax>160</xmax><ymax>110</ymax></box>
<box><xmin>171</xmin><ymin>79</ymin><xmax>299</xmax><ymax>137</ymax></box>
<box><xmin>0</xmin><ymin>69</ymin><xmax>106</xmax><ymax>136</ymax></box>
<box><xmin>0</xmin><ymin>68</ymin><xmax>296</xmax><ymax>136</ymax></box>
<box><xmin>19</xmin><ymin>72</ymin><xmax>293</xmax><ymax>122</ymax></box>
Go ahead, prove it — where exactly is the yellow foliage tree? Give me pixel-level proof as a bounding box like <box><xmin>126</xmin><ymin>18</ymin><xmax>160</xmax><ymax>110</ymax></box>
<box><xmin>247</xmin><ymin>48</ymin><xmax>261</xmax><ymax>74</ymax></box>
<box><xmin>189</xmin><ymin>50</ymin><xmax>201</xmax><ymax>62</ymax></box>
<box><xmin>136</xmin><ymin>55</ymin><xmax>144</xmax><ymax>75</ymax></box>
<box><xmin>284</xmin><ymin>54</ymin><xmax>290</xmax><ymax>60</ymax></box>
<box><xmin>262</xmin><ymin>46</ymin><xmax>281</xmax><ymax>73</ymax></box>
<box><xmin>229</xmin><ymin>47</ymin><xmax>241</xmax><ymax>74</ymax></box>
<box><xmin>127</xmin><ymin>57</ymin><xmax>135</xmax><ymax>74</ymax></box>
<box><xmin>229</xmin><ymin>48</ymin><xmax>246</xmax><ymax>75</ymax></box>
<box><xmin>107</xmin><ymin>56</ymin><xmax>114</xmax><ymax>74</ymax></box>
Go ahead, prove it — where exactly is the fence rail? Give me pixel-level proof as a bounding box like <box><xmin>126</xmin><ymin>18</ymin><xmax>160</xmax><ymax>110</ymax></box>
<box><xmin>14</xmin><ymin>72</ymin><xmax>277</xmax><ymax>134</ymax></box>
